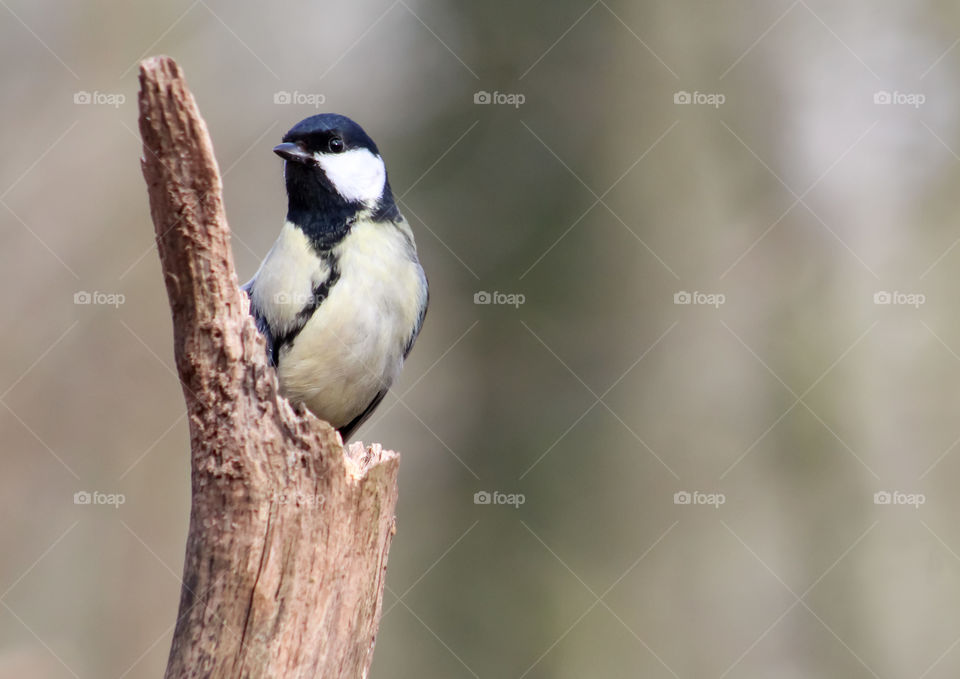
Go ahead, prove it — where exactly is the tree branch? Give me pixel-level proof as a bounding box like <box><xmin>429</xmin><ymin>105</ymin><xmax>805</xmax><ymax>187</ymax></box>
<box><xmin>138</xmin><ymin>55</ymin><xmax>399</xmax><ymax>679</ymax></box>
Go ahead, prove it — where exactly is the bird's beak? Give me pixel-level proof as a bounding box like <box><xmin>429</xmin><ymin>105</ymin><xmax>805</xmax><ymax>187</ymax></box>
<box><xmin>273</xmin><ymin>142</ymin><xmax>315</xmax><ymax>165</ymax></box>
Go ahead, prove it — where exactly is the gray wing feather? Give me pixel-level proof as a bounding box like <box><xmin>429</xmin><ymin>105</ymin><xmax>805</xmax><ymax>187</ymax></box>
<box><xmin>241</xmin><ymin>277</ymin><xmax>278</xmax><ymax>366</ymax></box>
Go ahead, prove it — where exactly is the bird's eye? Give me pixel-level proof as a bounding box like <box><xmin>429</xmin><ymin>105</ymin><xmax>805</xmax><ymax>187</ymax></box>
<box><xmin>328</xmin><ymin>137</ymin><xmax>344</xmax><ymax>153</ymax></box>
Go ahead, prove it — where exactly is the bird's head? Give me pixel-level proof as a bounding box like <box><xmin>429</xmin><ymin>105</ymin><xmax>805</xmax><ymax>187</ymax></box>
<box><xmin>274</xmin><ymin>114</ymin><xmax>389</xmax><ymax>212</ymax></box>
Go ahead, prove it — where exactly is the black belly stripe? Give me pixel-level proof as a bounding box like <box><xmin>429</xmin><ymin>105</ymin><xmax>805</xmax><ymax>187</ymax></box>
<box><xmin>272</xmin><ymin>257</ymin><xmax>341</xmax><ymax>365</ymax></box>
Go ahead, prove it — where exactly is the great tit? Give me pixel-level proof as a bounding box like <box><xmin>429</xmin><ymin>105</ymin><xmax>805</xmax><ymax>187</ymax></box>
<box><xmin>242</xmin><ymin>114</ymin><xmax>428</xmax><ymax>441</ymax></box>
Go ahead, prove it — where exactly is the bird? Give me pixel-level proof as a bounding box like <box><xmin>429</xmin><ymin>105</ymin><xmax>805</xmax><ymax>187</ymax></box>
<box><xmin>242</xmin><ymin>113</ymin><xmax>428</xmax><ymax>442</ymax></box>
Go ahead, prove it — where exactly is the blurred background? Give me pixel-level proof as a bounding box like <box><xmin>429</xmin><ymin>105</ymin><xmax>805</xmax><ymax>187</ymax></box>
<box><xmin>4</xmin><ymin>0</ymin><xmax>960</xmax><ymax>676</ymax></box>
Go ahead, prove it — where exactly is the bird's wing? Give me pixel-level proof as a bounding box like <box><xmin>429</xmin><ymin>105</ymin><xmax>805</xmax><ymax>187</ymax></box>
<box><xmin>404</xmin><ymin>283</ymin><xmax>428</xmax><ymax>360</ymax></box>
<box><xmin>241</xmin><ymin>277</ymin><xmax>278</xmax><ymax>366</ymax></box>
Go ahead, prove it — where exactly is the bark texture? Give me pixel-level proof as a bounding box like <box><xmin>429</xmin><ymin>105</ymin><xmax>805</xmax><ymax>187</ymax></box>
<box><xmin>137</xmin><ymin>55</ymin><xmax>399</xmax><ymax>679</ymax></box>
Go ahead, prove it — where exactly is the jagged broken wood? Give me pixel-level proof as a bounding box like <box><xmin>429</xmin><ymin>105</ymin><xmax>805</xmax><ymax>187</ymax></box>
<box><xmin>137</xmin><ymin>55</ymin><xmax>400</xmax><ymax>679</ymax></box>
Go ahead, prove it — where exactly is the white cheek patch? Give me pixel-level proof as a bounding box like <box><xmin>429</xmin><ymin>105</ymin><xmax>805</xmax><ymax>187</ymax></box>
<box><xmin>315</xmin><ymin>148</ymin><xmax>386</xmax><ymax>205</ymax></box>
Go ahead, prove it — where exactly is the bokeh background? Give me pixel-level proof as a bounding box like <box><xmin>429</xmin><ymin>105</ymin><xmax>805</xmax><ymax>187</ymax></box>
<box><xmin>4</xmin><ymin>1</ymin><xmax>960</xmax><ymax>677</ymax></box>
